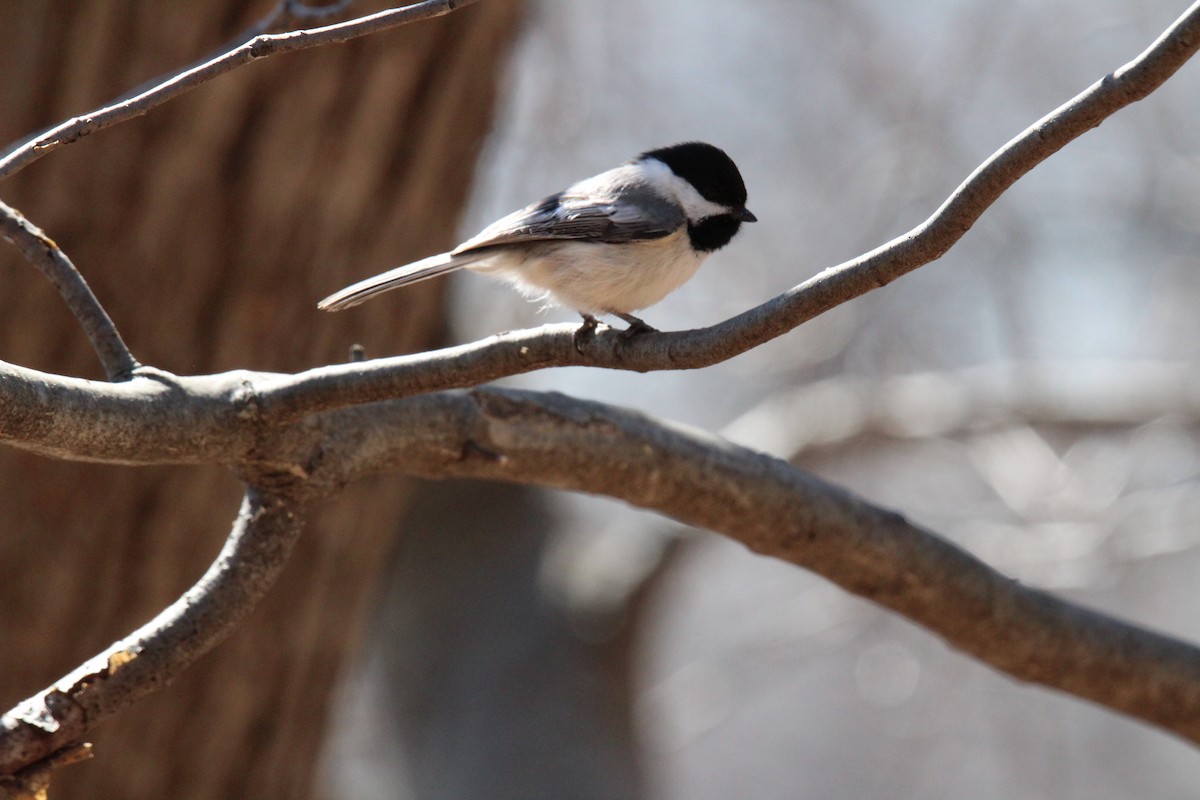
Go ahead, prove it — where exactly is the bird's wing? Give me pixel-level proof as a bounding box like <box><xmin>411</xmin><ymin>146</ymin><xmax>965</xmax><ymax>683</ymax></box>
<box><xmin>453</xmin><ymin>182</ymin><xmax>685</xmax><ymax>255</ymax></box>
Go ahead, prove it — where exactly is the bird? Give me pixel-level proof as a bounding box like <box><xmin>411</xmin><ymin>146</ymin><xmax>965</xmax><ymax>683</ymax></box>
<box><xmin>317</xmin><ymin>141</ymin><xmax>755</xmax><ymax>346</ymax></box>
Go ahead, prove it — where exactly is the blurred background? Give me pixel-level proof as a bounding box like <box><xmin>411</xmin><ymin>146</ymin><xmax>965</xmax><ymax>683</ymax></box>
<box><xmin>3</xmin><ymin>1</ymin><xmax>1200</xmax><ymax>798</ymax></box>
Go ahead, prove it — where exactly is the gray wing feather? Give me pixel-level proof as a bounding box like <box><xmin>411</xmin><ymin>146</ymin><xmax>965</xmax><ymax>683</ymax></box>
<box><xmin>453</xmin><ymin>183</ymin><xmax>684</xmax><ymax>255</ymax></box>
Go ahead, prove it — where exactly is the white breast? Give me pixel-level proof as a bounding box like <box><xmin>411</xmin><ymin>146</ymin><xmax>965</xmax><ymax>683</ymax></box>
<box><xmin>476</xmin><ymin>229</ymin><xmax>706</xmax><ymax>315</ymax></box>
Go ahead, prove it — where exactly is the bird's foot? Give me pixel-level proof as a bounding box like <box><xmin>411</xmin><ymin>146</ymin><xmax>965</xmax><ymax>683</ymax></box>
<box><xmin>574</xmin><ymin>314</ymin><xmax>600</xmax><ymax>353</ymax></box>
<box><xmin>615</xmin><ymin>312</ymin><xmax>657</xmax><ymax>340</ymax></box>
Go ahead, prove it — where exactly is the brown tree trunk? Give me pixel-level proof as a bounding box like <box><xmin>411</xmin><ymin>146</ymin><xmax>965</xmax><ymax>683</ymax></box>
<box><xmin>0</xmin><ymin>3</ymin><xmax>521</xmax><ymax>798</ymax></box>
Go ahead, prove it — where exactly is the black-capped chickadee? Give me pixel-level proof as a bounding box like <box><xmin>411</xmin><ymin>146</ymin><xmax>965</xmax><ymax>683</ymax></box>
<box><xmin>318</xmin><ymin>141</ymin><xmax>755</xmax><ymax>342</ymax></box>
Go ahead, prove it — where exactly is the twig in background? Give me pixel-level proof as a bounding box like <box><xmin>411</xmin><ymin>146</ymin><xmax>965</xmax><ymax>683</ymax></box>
<box><xmin>0</xmin><ymin>0</ymin><xmax>481</xmax><ymax>182</ymax></box>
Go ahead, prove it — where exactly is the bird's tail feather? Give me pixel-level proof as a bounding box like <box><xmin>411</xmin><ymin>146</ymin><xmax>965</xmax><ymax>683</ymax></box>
<box><xmin>317</xmin><ymin>251</ymin><xmax>481</xmax><ymax>311</ymax></box>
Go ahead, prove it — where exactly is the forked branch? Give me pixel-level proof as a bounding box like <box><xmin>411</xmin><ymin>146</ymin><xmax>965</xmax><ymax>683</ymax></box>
<box><xmin>0</xmin><ymin>202</ymin><xmax>138</xmax><ymax>381</ymax></box>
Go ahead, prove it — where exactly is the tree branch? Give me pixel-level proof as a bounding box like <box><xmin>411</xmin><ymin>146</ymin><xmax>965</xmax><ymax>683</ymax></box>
<box><xmin>324</xmin><ymin>387</ymin><xmax>1200</xmax><ymax>746</ymax></box>
<box><xmin>0</xmin><ymin>484</ymin><xmax>312</xmax><ymax>776</ymax></box>
<box><xmin>258</xmin><ymin>0</ymin><xmax>1200</xmax><ymax>418</ymax></box>
<box><xmin>0</xmin><ymin>0</ymin><xmax>481</xmax><ymax>182</ymax></box>
<box><xmin>7</xmin><ymin>359</ymin><xmax>1200</xmax><ymax>748</ymax></box>
<box><xmin>0</xmin><ymin>201</ymin><xmax>139</xmax><ymax>381</ymax></box>
<box><xmin>0</xmin><ymin>362</ymin><xmax>258</xmax><ymax>465</ymax></box>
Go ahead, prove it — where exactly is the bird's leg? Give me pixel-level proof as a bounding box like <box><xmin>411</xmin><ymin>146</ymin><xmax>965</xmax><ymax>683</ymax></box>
<box><xmin>574</xmin><ymin>313</ymin><xmax>600</xmax><ymax>353</ymax></box>
<box><xmin>614</xmin><ymin>312</ymin><xmax>657</xmax><ymax>339</ymax></box>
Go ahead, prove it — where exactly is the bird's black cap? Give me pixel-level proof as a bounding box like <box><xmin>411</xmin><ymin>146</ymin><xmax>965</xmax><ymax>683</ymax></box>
<box><xmin>639</xmin><ymin>141</ymin><xmax>749</xmax><ymax>210</ymax></box>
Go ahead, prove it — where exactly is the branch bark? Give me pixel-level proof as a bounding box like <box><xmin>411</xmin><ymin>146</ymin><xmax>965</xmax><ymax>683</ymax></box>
<box><xmin>8</xmin><ymin>370</ymin><xmax>1200</xmax><ymax>746</ymax></box>
<box><xmin>327</xmin><ymin>387</ymin><xmax>1200</xmax><ymax>745</ymax></box>
<box><xmin>0</xmin><ymin>485</ymin><xmax>311</xmax><ymax>777</ymax></box>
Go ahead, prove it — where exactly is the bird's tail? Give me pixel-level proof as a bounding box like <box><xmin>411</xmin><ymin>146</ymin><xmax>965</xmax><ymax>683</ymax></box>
<box><xmin>317</xmin><ymin>251</ymin><xmax>483</xmax><ymax>311</ymax></box>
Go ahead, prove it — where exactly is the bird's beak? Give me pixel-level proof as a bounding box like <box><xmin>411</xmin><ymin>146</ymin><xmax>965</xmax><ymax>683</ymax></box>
<box><xmin>736</xmin><ymin>207</ymin><xmax>757</xmax><ymax>223</ymax></box>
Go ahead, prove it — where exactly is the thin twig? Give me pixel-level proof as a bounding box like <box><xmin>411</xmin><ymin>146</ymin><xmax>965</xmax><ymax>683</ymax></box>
<box><xmin>0</xmin><ymin>0</ymin><xmax>480</xmax><ymax>182</ymax></box>
<box><xmin>0</xmin><ymin>485</ymin><xmax>311</xmax><ymax>775</ymax></box>
<box><xmin>0</xmin><ymin>201</ymin><xmax>138</xmax><ymax>381</ymax></box>
<box><xmin>262</xmin><ymin>1</ymin><xmax>1200</xmax><ymax>417</ymax></box>
<box><xmin>109</xmin><ymin>0</ymin><xmax>361</xmax><ymax>105</ymax></box>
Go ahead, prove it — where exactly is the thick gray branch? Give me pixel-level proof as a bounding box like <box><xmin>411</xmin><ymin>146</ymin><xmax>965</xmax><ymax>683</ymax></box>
<box><xmin>325</xmin><ymin>387</ymin><xmax>1200</xmax><ymax>746</ymax></box>
<box><xmin>7</xmin><ymin>361</ymin><xmax>1200</xmax><ymax>747</ymax></box>
<box><xmin>0</xmin><ymin>363</ymin><xmax>261</xmax><ymax>465</ymax></box>
<box><xmin>0</xmin><ymin>485</ymin><xmax>311</xmax><ymax>776</ymax></box>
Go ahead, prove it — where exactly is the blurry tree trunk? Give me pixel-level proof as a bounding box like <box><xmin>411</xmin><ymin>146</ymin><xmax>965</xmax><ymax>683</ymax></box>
<box><xmin>0</xmin><ymin>3</ymin><xmax>521</xmax><ymax>798</ymax></box>
<box><xmin>325</xmin><ymin>481</ymin><xmax>652</xmax><ymax>799</ymax></box>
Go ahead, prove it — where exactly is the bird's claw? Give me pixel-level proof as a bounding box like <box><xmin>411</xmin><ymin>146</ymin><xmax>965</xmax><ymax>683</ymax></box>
<box><xmin>574</xmin><ymin>314</ymin><xmax>600</xmax><ymax>353</ymax></box>
<box><xmin>615</xmin><ymin>313</ymin><xmax>657</xmax><ymax>340</ymax></box>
